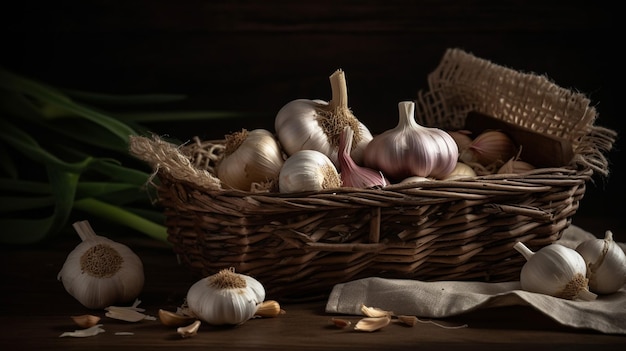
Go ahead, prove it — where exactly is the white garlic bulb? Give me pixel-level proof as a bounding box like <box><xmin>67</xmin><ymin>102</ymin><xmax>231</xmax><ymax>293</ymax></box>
<box><xmin>278</xmin><ymin>149</ymin><xmax>341</xmax><ymax>193</ymax></box>
<box><xmin>442</xmin><ymin>161</ymin><xmax>476</xmax><ymax>180</ymax></box>
<box><xmin>216</xmin><ymin>128</ymin><xmax>284</xmax><ymax>191</ymax></box>
<box><xmin>575</xmin><ymin>230</ymin><xmax>626</xmax><ymax>294</ymax></box>
<box><xmin>363</xmin><ymin>101</ymin><xmax>458</xmax><ymax>181</ymax></box>
<box><xmin>186</xmin><ymin>268</ymin><xmax>265</xmax><ymax>325</ymax></box>
<box><xmin>57</xmin><ymin>220</ymin><xmax>144</xmax><ymax>309</ymax></box>
<box><xmin>274</xmin><ymin>69</ymin><xmax>373</xmax><ymax>166</ymax></box>
<box><xmin>513</xmin><ymin>242</ymin><xmax>597</xmax><ymax>301</ymax></box>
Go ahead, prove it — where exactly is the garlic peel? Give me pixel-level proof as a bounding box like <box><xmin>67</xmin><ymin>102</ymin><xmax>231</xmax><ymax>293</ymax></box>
<box><xmin>59</xmin><ymin>324</ymin><xmax>105</xmax><ymax>338</ymax></box>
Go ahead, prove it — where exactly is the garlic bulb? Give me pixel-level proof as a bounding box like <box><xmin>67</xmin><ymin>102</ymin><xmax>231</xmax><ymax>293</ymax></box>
<box><xmin>459</xmin><ymin>130</ymin><xmax>517</xmax><ymax>167</ymax></box>
<box><xmin>57</xmin><ymin>220</ymin><xmax>144</xmax><ymax>309</ymax></box>
<box><xmin>497</xmin><ymin>158</ymin><xmax>535</xmax><ymax>174</ymax></box>
<box><xmin>575</xmin><ymin>230</ymin><xmax>626</xmax><ymax>294</ymax></box>
<box><xmin>274</xmin><ymin>69</ymin><xmax>373</xmax><ymax>166</ymax></box>
<box><xmin>447</xmin><ymin>130</ymin><xmax>473</xmax><ymax>152</ymax></box>
<box><xmin>513</xmin><ymin>242</ymin><xmax>597</xmax><ymax>301</ymax></box>
<box><xmin>216</xmin><ymin>129</ymin><xmax>284</xmax><ymax>191</ymax></box>
<box><xmin>279</xmin><ymin>149</ymin><xmax>341</xmax><ymax>193</ymax></box>
<box><xmin>338</xmin><ymin>126</ymin><xmax>388</xmax><ymax>188</ymax></box>
<box><xmin>363</xmin><ymin>101</ymin><xmax>458</xmax><ymax>181</ymax></box>
<box><xmin>442</xmin><ymin>161</ymin><xmax>476</xmax><ymax>180</ymax></box>
<box><xmin>186</xmin><ymin>268</ymin><xmax>265</xmax><ymax>325</ymax></box>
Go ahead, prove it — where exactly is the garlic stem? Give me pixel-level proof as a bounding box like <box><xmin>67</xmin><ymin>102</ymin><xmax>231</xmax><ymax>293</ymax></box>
<box><xmin>513</xmin><ymin>241</ymin><xmax>535</xmax><ymax>261</ymax></box>
<box><xmin>327</xmin><ymin>69</ymin><xmax>349</xmax><ymax>111</ymax></box>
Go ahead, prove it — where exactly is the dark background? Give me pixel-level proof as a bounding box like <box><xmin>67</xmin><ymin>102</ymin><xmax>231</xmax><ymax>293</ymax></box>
<box><xmin>1</xmin><ymin>1</ymin><xmax>622</xmax><ymax>236</ymax></box>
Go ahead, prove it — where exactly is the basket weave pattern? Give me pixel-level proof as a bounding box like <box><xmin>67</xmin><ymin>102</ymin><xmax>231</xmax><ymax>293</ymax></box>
<box><xmin>130</xmin><ymin>49</ymin><xmax>615</xmax><ymax>299</ymax></box>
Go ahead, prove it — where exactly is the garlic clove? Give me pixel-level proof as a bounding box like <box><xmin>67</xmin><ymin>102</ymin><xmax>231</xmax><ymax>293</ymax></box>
<box><xmin>575</xmin><ymin>230</ymin><xmax>626</xmax><ymax>294</ymax></box>
<box><xmin>177</xmin><ymin>320</ymin><xmax>201</xmax><ymax>338</ymax></box>
<box><xmin>254</xmin><ymin>300</ymin><xmax>284</xmax><ymax>318</ymax></box>
<box><xmin>354</xmin><ymin>316</ymin><xmax>391</xmax><ymax>332</ymax></box>
<box><xmin>360</xmin><ymin>304</ymin><xmax>393</xmax><ymax>318</ymax></box>
<box><xmin>514</xmin><ymin>242</ymin><xmax>597</xmax><ymax>301</ymax></box>
<box><xmin>338</xmin><ymin>126</ymin><xmax>388</xmax><ymax>188</ymax></box>
<box><xmin>71</xmin><ymin>314</ymin><xmax>101</xmax><ymax>328</ymax></box>
<box><xmin>331</xmin><ymin>317</ymin><xmax>352</xmax><ymax>328</ymax></box>
<box><xmin>159</xmin><ymin>309</ymin><xmax>197</xmax><ymax>327</ymax></box>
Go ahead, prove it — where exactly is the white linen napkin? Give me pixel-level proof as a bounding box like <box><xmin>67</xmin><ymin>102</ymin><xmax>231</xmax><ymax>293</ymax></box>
<box><xmin>325</xmin><ymin>225</ymin><xmax>626</xmax><ymax>335</ymax></box>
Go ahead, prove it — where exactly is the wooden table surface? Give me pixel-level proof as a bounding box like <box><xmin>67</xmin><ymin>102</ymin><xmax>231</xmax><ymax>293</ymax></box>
<box><xmin>1</xmin><ymin>216</ymin><xmax>624</xmax><ymax>351</ymax></box>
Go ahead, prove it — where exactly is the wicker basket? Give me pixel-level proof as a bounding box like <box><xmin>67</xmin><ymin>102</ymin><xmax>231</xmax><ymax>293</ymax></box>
<box><xmin>130</xmin><ymin>48</ymin><xmax>616</xmax><ymax>300</ymax></box>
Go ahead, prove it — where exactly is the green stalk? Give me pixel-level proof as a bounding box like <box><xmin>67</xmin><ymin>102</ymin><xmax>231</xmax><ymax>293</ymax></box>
<box><xmin>73</xmin><ymin>197</ymin><xmax>169</xmax><ymax>243</ymax></box>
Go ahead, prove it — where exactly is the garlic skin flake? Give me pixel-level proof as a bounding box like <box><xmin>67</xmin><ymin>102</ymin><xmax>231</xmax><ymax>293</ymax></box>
<box><xmin>57</xmin><ymin>220</ymin><xmax>145</xmax><ymax>309</ymax></box>
<box><xmin>186</xmin><ymin>268</ymin><xmax>266</xmax><ymax>325</ymax></box>
<box><xmin>514</xmin><ymin>242</ymin><xmax>597</xmax><ymax>301</ymax></box>
<box><xmin>575</xmin><ymin>230</ymin><xmax>626</xmax><ymax>294</ymax></box>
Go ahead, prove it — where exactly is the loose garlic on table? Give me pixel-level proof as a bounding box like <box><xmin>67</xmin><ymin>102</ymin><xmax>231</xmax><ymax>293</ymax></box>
<box><xmin>186</xmin><ymin>267</ymin><xmax>266</xmax><ymax>326</ymax></box>
<box><xmin>57</xmin><ymin>220</ymin><xmax>144</xmax><ymax>309</ymax></box>
<box><xmin>575</xmin><ymin>230</ymin><xmax>626</xmax><ymax>294</ymax></box>
<box><xmin>513</xmin><ymin>242</ymin><xmax>597</xmax><ymax>301</ymax></box>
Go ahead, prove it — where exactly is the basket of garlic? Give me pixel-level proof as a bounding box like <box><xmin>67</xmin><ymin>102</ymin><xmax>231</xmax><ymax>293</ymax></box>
<box><xmin>130</xmin><ymin>48</ymin><xmax>616</xmax><ymax>300</ymax></box>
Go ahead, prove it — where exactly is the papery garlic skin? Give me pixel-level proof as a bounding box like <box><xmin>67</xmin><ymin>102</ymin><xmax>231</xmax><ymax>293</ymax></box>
<box><xmin>279</xmin><ymin>149</ymin><xmax>341</xmax><ymax>193</ymax></box>
<box><xmin>274</xmin><ymin>69</ymin><xmax>373</xmax><ymax>166</ymax></box>
<box><xmin>363</xmin><ymin>101</ymin><xmax>458</xmax><ymax>181</ymax></box>
<box><xmin>216</xmin><ymin>129</ymin><xmax>284</xmax><ymax>191</ymax></box>
<box><xmin>575</xmin><ymin>230</ymin><xmax>626</xmax><ymax>294</ymax></box>
<box><xmin>514</xmin><ymin>242</ymin><xmax>596</xmax><ymax>301</ymax></box>
<box><xmin>186</xmin><ymin>268</ymin><xmax>265</xmax><ymax>326</ymax></box>
<box><xmin>57</xmin><ymin>221</ymin><xmax>144</xmax><ymax>309</ymax></box>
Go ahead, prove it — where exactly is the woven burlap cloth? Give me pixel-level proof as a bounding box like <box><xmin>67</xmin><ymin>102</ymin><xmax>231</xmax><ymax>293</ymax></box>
<box><xmin>326</xmin><ymin>225</ymin><xmax>626</xmax><ymax>335</ymax></box>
